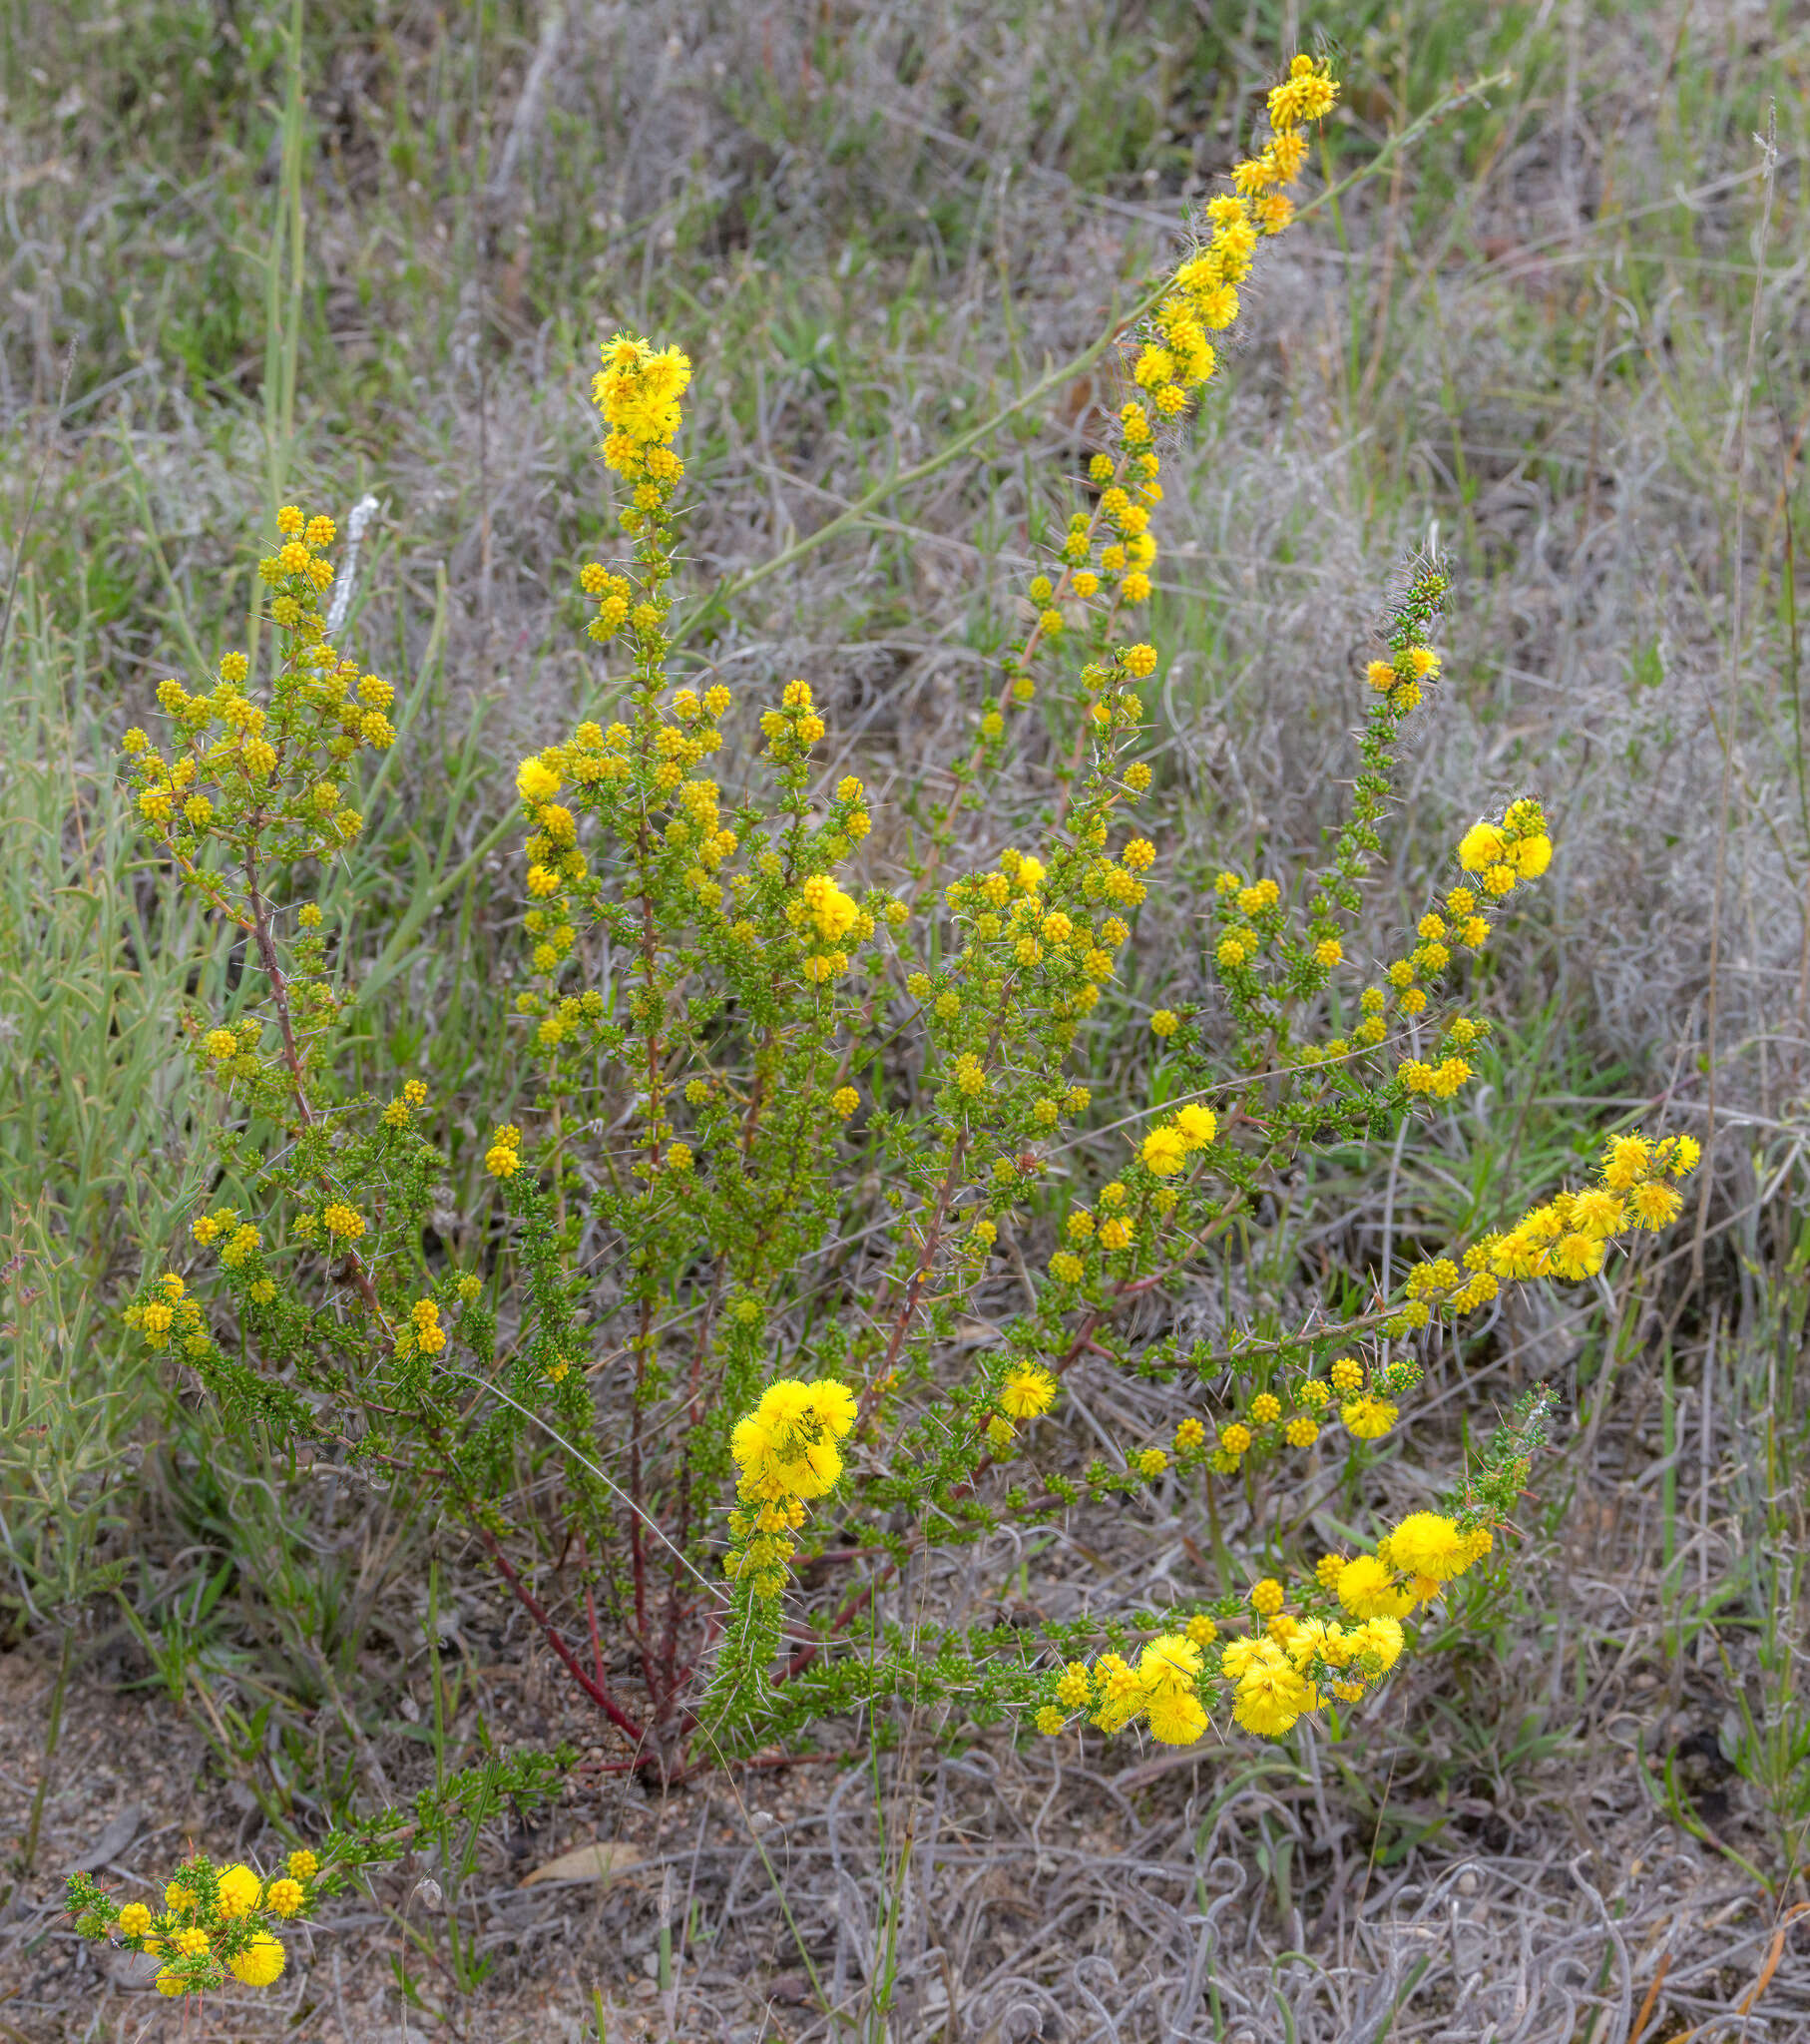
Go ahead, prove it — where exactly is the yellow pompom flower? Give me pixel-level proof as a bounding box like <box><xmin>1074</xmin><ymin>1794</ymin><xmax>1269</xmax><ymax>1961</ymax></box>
<box><xmin>118</xmin><ymin>1902</ymin><xmax>153</xmax><ymax>1937</ymax></box>
<box><xmin>216</xmin><ymin>1864</ymin><xmax>262</xmax><ymax>1918</ymax></box>
<box><xmin>999</xmin><ymin>1366</ymin><xmax>1057</xmax><ymax>1418</ymax></box>
<box><xmin>1333</xmin><ymin>1556</ymin><xmax>1412</xmax><ymax>1622</ymax></box>
<box><xmin>1386</xmin><ymin>1512</ymin><xmax>1472</xmax><ymax>1583</ymax></box>
<box><xmin>1056</xmin><ymin>1661</ymin><xmax>1093</xmax><ymax>1710</ymax></box>
<box><xmin>1142</xmin><ymin>1679</ymin><xmax>1208</xmax><ymax>1746</ymax></box>
<box><xmin>1140</xmin><ymin>1125</ymin><xmax>1188</xmax><ymax>1176</ymax></box>
<box><xmin>730</xmin><ymin>1378</ymin><xmax>859</xmax><ymax>1502</ymax></box>
<box><xmin>1458</xmin><ymin>821</ymin><xmax>1508</xmax><ymax>872</ymax></box>
<box><xmin>1231</xmin><ymin>1643</ymin><xmax>1313</xmax><ymax>1738</ymax></box>
<box><xmin>1341</xmin><ymin>1394</ymin><xmax>1398</xmax><ymax>1440</ymax></box>
<box><xmin>263</xmin><ymin>1876</ymin><xmax>304</xmax><ymax>1918</ymax></box>
<box><xmin>1167</xmin><ymin>1105</ymin><xmax>1212</xmax><ymax>1151</ymax></box>
<box><xmin>1630</xmin><ymin>1181</ymin><xmax>1682</xmax><ymax>1228</ymax></box>
<box><xmin>228</xmin><ymin>1933</ymin><xmax>286</xmax><ymax>1987</ymax></box>
<box><xmin>1250</xmin><ymin>1577</ymin><xmax>1285</xmax><ymax>1617</ymax></box>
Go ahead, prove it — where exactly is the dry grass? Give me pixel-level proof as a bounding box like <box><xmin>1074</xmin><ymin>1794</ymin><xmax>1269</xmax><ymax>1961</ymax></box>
<box><xmin>3</xmin><ymin>0</ymin><xmax>1810</xmax><ymax>2038</ymax></box>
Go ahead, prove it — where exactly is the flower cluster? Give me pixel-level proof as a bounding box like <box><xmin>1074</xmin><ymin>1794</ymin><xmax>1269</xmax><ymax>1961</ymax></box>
<box><xmin>593</xmin><ymin>333</ymin><xmax>692</xmax><ymax>475</ymax></box>
<box><xmin>1485</xmin><ymin>1132</ymin><xmax>1699</xmax><ymax>1281</ymax></box>
<box><xmin>1037</xmin><ymin>1509</ymin><xmax>1487</xmax><ymax>1747</ymax></box>
<box><xmin>66</xmin><ymin>1849</ymin><xmax>320</xmax><ymax>1998</ymax></box>
<box><xmin>123</xmin><ymin>505</ymin><xmax>394</xmax><ymax>879</ymax></box>
<box><xmin>122</xmin><ymin>1272</ymin><xmax>208</xmax><ymax>1355</ymax></box>
<box><xmin>986</xmin><ymin>55</ymin><xmax>1341</xmax><ymax>731</ymax></box>
<box><xmin>724</xmin><ymin>1379</ymin><xmax>859</xmax><ymax>1599</ymax></box>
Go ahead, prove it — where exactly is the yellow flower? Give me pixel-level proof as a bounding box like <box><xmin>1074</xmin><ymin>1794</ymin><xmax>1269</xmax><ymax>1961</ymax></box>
<box><xmin>731</xmin><ymin>1378</ymin><xmax>858</xmax><ymax>1501</ymax></box>
<box><xmin>228</xmin><ymin>1932</ymin><xmax>286</xmax><ymax>1987</ymax></box>
<box><xmin>1056</xmin><ymin>1661</ymin><xmax>1093</xmax><ymax>1709</ymax></box>
<box><xmin>1335</xmin><ymin>1556</ymin><xmax>1414</xmax><ymax>1621</ymax></box>
<box><xmin>1386</xmin><ymin>1512</ymin><xmax>1472</xmax><ymax>1583</ymax></box>
<box><xmin>1173</xmin><ymin>1104</ymin><xmax>1216</xmax><ymax>1149</ymax></box>
<box><xmin>1458</xmin><ymin>821</ymin><xmax>1507</xmax><ymax>872</ymax></box>
<box><xmin>1090</xmin><ymin>1653</ymin><xmax>1144</xmax><ymax>1734</ymax></box>
<box><xmin>1350</xmin><ymin>1616</ymin><xmax>1405</xmax><ymax>1672</ymax></box>
<box><xmin>118</xmin><ymin>1902</ymin><xmax>153</xmax><ymax>1937</ymax></box>
<box><xmin>1341</xmin><ymin>1395</ymin><xmax>1398</xmax><ymax>1440</ymax></box>
<box><xmin>263</xmin><ymin>1877</ymin><xmax>304</xmax><ymax>1918</ymax></box>
<box><xmin>287</xmin><ymin>1849</ymin><xmax>319</xmax><ymax>1880</ymax></box>
<box><xmin>1144</xmin><ymin>1681</ymin><xmax>1207</xmax><ymax>1745</ymax></box>
<box><xmin>1512</xmin><ymin>832</ymin><xmax>1553</xmax><ymax>877</ymax></box>
<box><xmin>1133</xmin><ymin>1634</ymin><xmax>1205</xmax><ymax>1743</ymax></box>
<box><xmin>1231</xmin><ymin>1642</ymin><xmax>1313</xmax><ymax>1738</ymax></box>
<box><xmin>1250</xmin><ymin>1577</ymin><xmax>1284</xmax><ymax>1617</ymax></box>
<box><xmin>216</xmin><ymin>1864</ymin><xmax>262</xmax><ymax>1918</ymax></box>
<box><xmin>1630</xmin><ymin>1181</ymin><xmax>1682</xmax><ymax>1229</ymax></box>
<box><xmin>999</xmin><ymin>1366</ymin><xmax>1057</xmax><ymax>1419</ymax></box>
<box><xmin>1140</xmin><ymin>1125</ymin><xmax>1188</xmax><ymax>1176</ymax></box>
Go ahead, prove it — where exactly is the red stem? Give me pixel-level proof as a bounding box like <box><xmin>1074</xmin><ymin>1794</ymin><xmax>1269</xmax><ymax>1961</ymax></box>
<box><xmin>473</xmin><ymin>1525</ymin><xmax>648</xmax><ymax>1748</ymax></box>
